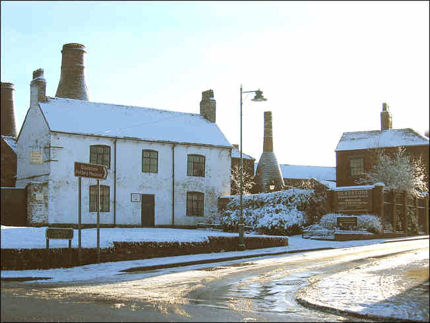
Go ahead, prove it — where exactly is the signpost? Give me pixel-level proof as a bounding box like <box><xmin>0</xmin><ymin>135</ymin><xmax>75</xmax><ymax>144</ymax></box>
<box><xmin>74</xmin><ymin>162</ymin><xmax>107</xmax><ymax>264</ymax></box>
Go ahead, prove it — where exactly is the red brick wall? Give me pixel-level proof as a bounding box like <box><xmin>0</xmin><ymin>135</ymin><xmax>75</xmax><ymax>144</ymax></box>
<box><xmin>1</xmin><ymin>139</ymin><xmax>17</xmax><ymax>187</ymax></box>
<box><xmin>336</xmin><ymin>145</ymin><xmax>429</xmax><ymax>187</ymax></box>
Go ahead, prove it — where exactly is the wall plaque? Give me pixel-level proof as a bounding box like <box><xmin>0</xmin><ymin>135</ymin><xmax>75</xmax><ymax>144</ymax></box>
<box><xmin>131</xmin><ymin>193</ymin><xmax>141</xmax><ymax>202</ymax></box>
<box><xmin>30</xmin><ymin>151</ymin><xmax>43</xmax><ymax>164</ymax></box>
<box><xmin>336</xmin><ymin>189</ymin><xmax>371</xmax><ymax>213</ymax></box>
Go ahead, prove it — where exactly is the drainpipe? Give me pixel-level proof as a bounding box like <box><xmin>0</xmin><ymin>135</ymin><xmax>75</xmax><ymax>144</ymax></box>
<box><xmin>113</xmin><ymin>138</ymin><xmax>117</xmax><ymax>226</ymax></box>
<box><xmin>172</xmin><ymin>144</ymin><xmax>176</xmax><ymax>226</ymax></box>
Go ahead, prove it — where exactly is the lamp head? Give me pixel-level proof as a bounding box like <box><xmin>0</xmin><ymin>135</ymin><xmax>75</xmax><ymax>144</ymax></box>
<box><xmin>252</xmin><ymin>89</ymin><xmax>267</xmax><ymax>102</ymax></box>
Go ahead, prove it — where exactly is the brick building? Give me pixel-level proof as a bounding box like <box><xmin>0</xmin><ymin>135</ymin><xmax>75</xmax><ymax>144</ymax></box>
<box><xmin>280</xmin><ymin>164</ymin><xmax>336</xmax><ymax>189</ymax></box>
<box><xmin>335</xmin><ymin>103</ymin><xmax>429</xmax><ymax>187</ymax></box>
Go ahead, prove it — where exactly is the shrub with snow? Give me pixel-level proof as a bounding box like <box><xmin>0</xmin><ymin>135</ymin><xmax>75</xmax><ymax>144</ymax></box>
<box><xmin>220</xmin><ymin>189</ymin><xmax>312</xmax><ymax>236</ymax></box>
<box><xmin>319</xmin><ymin>213</ymin><xmax>383</xmax><ymax>233</ymax></box>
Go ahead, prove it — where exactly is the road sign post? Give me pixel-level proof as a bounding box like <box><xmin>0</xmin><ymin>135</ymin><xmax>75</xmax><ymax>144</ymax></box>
<box><xmin>97</xmin><ymin>179</ymin><xmax>101</xmax><ymax>263</ymax></box>
<box><xmin>78</xmin><ymin>176</ymin><xmax>82</xmax><ymax>265</ymax></box>
<box><xmin>74</xmin><ymin>162</ymin><xmax>107</xmax><ymax>265</ymax></box>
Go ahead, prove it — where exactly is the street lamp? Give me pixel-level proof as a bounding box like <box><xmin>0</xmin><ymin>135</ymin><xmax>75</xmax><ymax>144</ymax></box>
<box><xmin>239</xmin><ymin>85</ymin><xmax>267</xmax><ymax>250</ymax></box>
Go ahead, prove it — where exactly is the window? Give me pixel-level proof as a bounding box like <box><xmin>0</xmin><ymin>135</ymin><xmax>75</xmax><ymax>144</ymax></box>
<box><xmin>89</xmin><ymin>185</ymin><xmax>110</xmax><ymax>212</ymax></box>
<box><xmin>187</xmin><ymin>154</ymin><xmax>205</xmax><ymax>177</ymax></box>
<box><xmin>350</xmin><ymin>157</ymin><xmax>364</xmax><ymax>176</ymax></box>
<box><xmin>90</xmin><ymin>145</ymin><xmax>111</xmax><ymax>168</ymax></box>
<box><xmin>186</xmin><ymin>192</ymin><xmax>204</xmax><ymax>217</ymax></box>
<box><xmin>142</xmin><ymin>150</ymin><xmax>158</xmax><ymax>173</ymax></box>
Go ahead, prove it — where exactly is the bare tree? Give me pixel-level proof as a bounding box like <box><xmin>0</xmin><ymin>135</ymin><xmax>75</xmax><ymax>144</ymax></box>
<box><xmin>231</xmin><ymin>164</ymin><xmax>255</xmax><ymax>195</ymax></box>
<box><xmin>358</xmin><ymin>147</ymin><xmax>428</xmax><ymax>197</ymax></box>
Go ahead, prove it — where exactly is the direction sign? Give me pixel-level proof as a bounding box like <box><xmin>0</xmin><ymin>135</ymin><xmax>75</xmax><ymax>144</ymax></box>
<box><xmin>74</xmin><ymin>162</ymin><xmax>107</xmax><ymax>179</ymax></box>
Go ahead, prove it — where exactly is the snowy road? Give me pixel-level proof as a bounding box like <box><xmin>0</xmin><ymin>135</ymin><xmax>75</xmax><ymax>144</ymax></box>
<box><xmin>1</xmin><ymin>239</ymin><xmax>428</xmax><ymax>322</ymax></box>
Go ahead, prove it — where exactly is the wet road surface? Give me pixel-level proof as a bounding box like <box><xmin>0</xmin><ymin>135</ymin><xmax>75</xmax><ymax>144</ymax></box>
<box><xmin>1</xmin><ymin>239</ymin><xmax>428</xmax><ymax>322</ymax></box>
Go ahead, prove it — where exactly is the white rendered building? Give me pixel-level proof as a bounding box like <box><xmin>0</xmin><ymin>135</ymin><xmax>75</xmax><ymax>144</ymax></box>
<box><xmin>16</xmin><ymin>45</ymin><xmax>231</xmax><ymax>227</ymax></box>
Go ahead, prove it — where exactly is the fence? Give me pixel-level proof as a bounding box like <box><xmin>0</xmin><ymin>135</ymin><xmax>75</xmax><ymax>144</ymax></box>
<box><xmin>382</xmin><ymin>190</ymin><xmax>429</xmax><ymax>234</ymax></box>
<box><xmin>0</xmin><ymin>187</ymin><xmax>27</xmax><ymax>226</ymax></box>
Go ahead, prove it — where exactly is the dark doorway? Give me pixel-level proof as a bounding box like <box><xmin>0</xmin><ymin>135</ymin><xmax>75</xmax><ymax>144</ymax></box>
<box><xmin>141</xmin><ymin>194</ymin><xmax>155</xmax><ymax>227</ymax></box>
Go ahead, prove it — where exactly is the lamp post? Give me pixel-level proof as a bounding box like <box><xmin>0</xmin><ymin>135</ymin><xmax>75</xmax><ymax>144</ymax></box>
<box><xmin>239</xmin><ymin>85</ymin><xmax>267</xmax><ymax>250</ymax></box>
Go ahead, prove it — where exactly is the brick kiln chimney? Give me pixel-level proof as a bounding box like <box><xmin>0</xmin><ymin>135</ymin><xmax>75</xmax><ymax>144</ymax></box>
<box><xmin>200</xmin><ymin>89</ymin><xmax>216</xmax><ymax>123</ymax></box>
<box><xmin>255</xmin><ymin>111</ymin><xmax>284</xmax><ymax>192</ymax></box>
<box><xmin>1</xmin><ymin>82</ymin><xmax>17</xmax><ymax>137</ymax></box>
<box><xmin>55</xmin><ymin>43</ymin><xmax>89</xmax><ymax>100</ymax></box>
<box><xmin>380</xmin><ymin>102</ymin><xmax>392</xmax><ymax>131</ymax></box>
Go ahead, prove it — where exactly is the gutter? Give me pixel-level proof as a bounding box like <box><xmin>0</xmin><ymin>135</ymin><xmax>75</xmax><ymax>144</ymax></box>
<box><xmin>113</xmin><ymin>138</ymin><xmax>117</xmax><ymax>226</ymax></box>
<box><xmin>172</xmin><ymin>144</ymin><xmax>176</xmax><ymax>226</ymax></box>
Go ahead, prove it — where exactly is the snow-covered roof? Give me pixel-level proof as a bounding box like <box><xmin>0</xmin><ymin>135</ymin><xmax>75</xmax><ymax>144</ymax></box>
<box><xmin>1</xmin><ymin>135</ymin><xmax>17</xmax><ymax>153</ymax></box>
<box><xmin>38</xmin><ymin>97</ymin><xmax>232</xmax><ymax>148</ymax></box>
<box><xmin>335</xmin><ymin>128</ymin><xmax>429</xmax><ymax>152</ymax></box>
<box><xmin>279</xmin><ymin>164</ymin><xmax>336</xmax><ymax>181</ymax></box>
<box><xmin>231</xmin><ymin>148</ymin><xmax>255</xmax><ymax>160</ymax></box>
<box><xmin>317</xmin><ymin>179</ymin><xmax>337</xmax><ymax>190</ymax></box>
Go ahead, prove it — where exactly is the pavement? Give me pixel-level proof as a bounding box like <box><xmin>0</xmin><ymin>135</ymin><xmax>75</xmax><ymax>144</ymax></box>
<box><xmin>2</xmin><ymin>235</ymin><xmax>429</xmax><ymax>321</ymax></box>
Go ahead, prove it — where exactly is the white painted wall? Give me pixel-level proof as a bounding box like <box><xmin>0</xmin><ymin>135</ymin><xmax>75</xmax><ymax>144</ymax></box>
<box><xmin>48</xmin><ymin>133</ymin><xmax>115</xmax><ymax>225</ymax></box>
<box><xmin>16</xmin><ymin>105</ymin><xmax>51</xmax><ymax>187</ymax></box>
<box><xmin>45</xmin><ymin>133</ymin><xmax>231</xmax><ymax>226</ymax></box>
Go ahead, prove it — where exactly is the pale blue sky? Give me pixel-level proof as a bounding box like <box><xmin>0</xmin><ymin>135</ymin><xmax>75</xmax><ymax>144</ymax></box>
<box><xmin>2</xmin><ymin>1</ymin><xmax>429</xmax><ymax>166</ymax></box>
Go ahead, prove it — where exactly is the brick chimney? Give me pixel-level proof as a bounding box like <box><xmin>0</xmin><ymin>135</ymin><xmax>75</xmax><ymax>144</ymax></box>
<box><xmin>30</xmin><ymin>68</ymin><xmax>47</xmax><ymax>108</ymax></box>
<box><xmin>1</xmin><ymin>82</ymin><xmax>17</xmax><ymax>137</ymax></box>
<box><xmin>381</xmin><ymin>102</ymin><xmax>392</xmax><ymax>131</ymax></box>
<box><xmin>55</xmin><ymin>43</ymin><xmax>89</xmax><ymax>100</ymax></box>
<box><xmin>255</xmin><ymin>111</ymin><xmax>284</xmax><ymax>192</ymax></box>
<box><xmin>200</xmin><ymin>89</ymin><xmax>216</xmax><ymax>123</ymax></box>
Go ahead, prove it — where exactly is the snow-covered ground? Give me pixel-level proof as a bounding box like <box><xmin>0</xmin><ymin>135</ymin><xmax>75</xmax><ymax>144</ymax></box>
<box><xmin>1</xmin><ymin>225</ymin><xmax>248</xmax><ymax>249</ymax></box>
<box><xmin>297</xmin><ymin>246</ymin><xmax>429</xmax><ymax>322</ymax></box>
<box><xmin>1</xmin><ymin>224</ymin><xmax>425</xmax><ymax>283</ymax></box>
<box><xmin>2</xmin><ymin>225</ymin><xmax>428</xmax><ymax>322</ymax></box>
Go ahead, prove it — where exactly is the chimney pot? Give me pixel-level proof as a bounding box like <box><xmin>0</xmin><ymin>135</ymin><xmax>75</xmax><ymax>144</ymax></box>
<box><xmin>55</xmin><ymin>43</ymin><xmax>89</xmax><ymax>100</ymax></box>
<box><xmin>380</xmin><ymin>102</ymin><xmax>392</xmax><ymax>131</ymax></box>
<box><xmin>200</xmin><ymin>89</ymin><xmax>216</xmax><ymax>123</ymax></box>
<box><xmin>1</xmin><ymin>82</ymin><xmax>17</xmax><ymax>137</ymax></box>
<box><xmin>30</xmin><ymin>68</ymin><xmax>47</xmax><ymax>106</ymax></box>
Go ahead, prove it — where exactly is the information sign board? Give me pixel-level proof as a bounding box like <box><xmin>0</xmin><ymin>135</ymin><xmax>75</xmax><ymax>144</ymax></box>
<box><xmin>337</xmin><ymin>217</ymin><xmax>358</xmax><ymax>230</ymax></box>
<box><xmin>46</xmin><ymin>228</ymin><xmax>74</xmax><ymax>240</ymax></box>
<box><xmin>336</xmin><ymin>189</ymin><xmax>370</xmax><ymax>213</ymax></box>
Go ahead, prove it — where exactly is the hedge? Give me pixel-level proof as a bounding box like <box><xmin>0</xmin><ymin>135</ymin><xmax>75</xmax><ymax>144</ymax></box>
<box><xmin>1</xmin><ymin>236</ymin><xmax>288</xmax><ymax>270</ymax></box>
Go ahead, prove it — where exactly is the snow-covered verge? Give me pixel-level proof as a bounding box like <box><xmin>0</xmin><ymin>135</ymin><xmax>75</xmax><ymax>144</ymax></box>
<box><xmin>303</xmin><ymin>213</ymin><xmax>383</xmax><ymax>239</ymax></box>
<box><xmin>0</xmin><ymin>225</ymin><xmax>274</xmax><ymax>249</ymax></box>
<box><xmin>319</xmin><ymin>213</ymin><xmax>383</xmax><ymax>233</ymax></box>
<box><xmin>220</xmin><ymin>189</ymin><xmax>313</xmax><ymax>235</ymax></box>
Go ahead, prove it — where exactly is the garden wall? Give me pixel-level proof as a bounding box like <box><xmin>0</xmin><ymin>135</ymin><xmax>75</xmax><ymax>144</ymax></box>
<box><xmin>1</xmin><ymin>235</ymin><xmax>288</xmax><ymax>270</ymax></box>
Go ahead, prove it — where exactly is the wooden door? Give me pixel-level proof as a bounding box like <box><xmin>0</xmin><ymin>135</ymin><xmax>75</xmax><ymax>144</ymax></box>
<box><xmin>141</xmin><ymin>194</ymin><xmax>155</xmax><ymax>227</ymax></box>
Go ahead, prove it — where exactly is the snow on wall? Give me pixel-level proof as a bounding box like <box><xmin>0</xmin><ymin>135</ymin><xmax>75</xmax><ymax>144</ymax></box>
<box><xmin>279</xmin><ymin>164</ymin><xmax>336</xmax><ymax>181</ymax></box>
<box><xmin>1</xmin><ymin>136</ymin><xmax>17</xmax><ymax>153</ymax></box>
<box><xmin>231</xmin><ymin>148</ymin><xmax>255</xmax><ymax>160</ymax></box>
<box><xmin>39</xmin><ymin>97</ymin><xmax>232</xmax><ymax>148</ymax></box>
<box><xmin>335</xmin><ymin>128</ymin><xmax>429</xmax><ymax>152</ymax></box>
